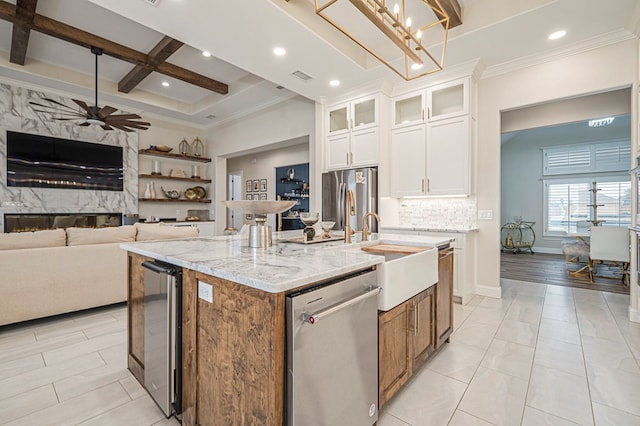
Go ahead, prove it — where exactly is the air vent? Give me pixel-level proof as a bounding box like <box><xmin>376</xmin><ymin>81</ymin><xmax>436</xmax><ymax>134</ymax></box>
<box><xmin>275</xmin><ymin>85</ymin><xmax>285</xmax><ymax>90</ymax></box>
<box><xmin>205</xmin><ymin>114</ymin><xmax>216</xmax><ymax>120</ymax></box>
<box><xmin>291</xmin><ymin>70</ymin><xmax>313</xmax><ymax>81</ymax></box>
<box><xmin>141</xmin><ymin>0</ymin><xmax>160</xmax><ymax>6</ymax></box>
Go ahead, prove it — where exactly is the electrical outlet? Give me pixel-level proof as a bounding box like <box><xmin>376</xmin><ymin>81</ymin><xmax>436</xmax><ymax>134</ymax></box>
<box><xmin>478</xmin><ymin>210</ymin><xmax>493</xmax><ymax>220</ymax></box>
<box><xmin>198</xmin><ymin>281</ymin><xmax>213</xmax><ymax>303</ymax></box>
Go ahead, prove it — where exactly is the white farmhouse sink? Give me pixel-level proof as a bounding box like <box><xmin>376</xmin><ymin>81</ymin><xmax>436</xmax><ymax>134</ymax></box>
<box><xmin>359</xmin><ymin>244</ymin><xmax>438</xmax><ymax>311</ymax></box>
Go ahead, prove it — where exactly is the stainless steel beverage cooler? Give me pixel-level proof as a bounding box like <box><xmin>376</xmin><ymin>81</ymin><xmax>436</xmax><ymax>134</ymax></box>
<box><xmin>142</xmin><ymin>261</ymin><xmax>182</xmax><ymax>418</ymax></box>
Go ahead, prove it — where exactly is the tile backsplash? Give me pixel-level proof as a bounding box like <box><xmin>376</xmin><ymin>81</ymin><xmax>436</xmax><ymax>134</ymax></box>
<box><xmin>397</xmin><ymin>197</ymin><xmax>478</xmax><ymax>231</ymax></box>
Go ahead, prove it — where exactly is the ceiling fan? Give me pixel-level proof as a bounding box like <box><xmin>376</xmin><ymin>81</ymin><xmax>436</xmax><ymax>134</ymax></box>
<box><xmin>29</xmin><ymin>46</ymin><xmax>150</xmax><ymax>132</ymax></box>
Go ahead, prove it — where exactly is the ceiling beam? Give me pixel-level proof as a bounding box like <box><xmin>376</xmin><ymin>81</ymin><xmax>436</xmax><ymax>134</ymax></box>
<box><xmin>427</xmin><ymin>0</ymin><xmax>462</xmax><ymax>28</ymax></box>
<box><xmin>9</xmin><ymin>0</ymin><xmax>37</xmax><ymax>65</ymax></box>
<box><xmin>118</xmin><ymin>36</ymin><xmax>183</xmax><ymax>93</ymax></box>
<box><xmin>0</xmin><ymin>0</ymin><xmax>228</xmax><ymax>95</ymax></box>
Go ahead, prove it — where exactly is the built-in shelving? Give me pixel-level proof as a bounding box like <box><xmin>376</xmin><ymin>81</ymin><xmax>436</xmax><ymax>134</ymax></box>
<box><xmin>138</xmin><ymin>174</ymin><xmax>212</xmax><ymax>183</ymax></box>
<box><xmin>139</xmin><ymin>149</ymin><xmax>212</xmax><ymax>163</ymax></box>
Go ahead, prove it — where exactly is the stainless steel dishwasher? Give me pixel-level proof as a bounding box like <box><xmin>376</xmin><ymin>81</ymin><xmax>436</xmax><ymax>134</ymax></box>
<box><xmin>142</xmin><ymin>260</ymin><xmax>182</xmax><ymax>419</ymax></box>
<box><xmin>286</xmin><ymin>269</ymin><xmax>380</xmax><ymax>426</ymax></box>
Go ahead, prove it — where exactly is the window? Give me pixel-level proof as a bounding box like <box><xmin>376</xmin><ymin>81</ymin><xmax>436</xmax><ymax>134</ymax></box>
<box><xmin>542</xmin><ymin>139</ymin><xmax>631</xmax><ymax>236</ymax></box>
<box><xmin>544</xmin><ymin>177</ymin><xmax>631</xmax><ymax>235</ymax></box>
<box><xmin>543</xmin><ymin>140</ymin><xmax>630</xmax><ymax>176</ymax></box>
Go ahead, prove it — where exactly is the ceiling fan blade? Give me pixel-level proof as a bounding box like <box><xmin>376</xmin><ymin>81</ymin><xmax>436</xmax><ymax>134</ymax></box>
<box><xmin>31</xmin><ymin>109</ymin><xmax>86</xmax><ymax>118</ymax></box>
<box><xmin>108</xmin><ymin>123</ymin><xmax>134</xmax><ymax>132</ymax></box>
<box><xmin>97</xmin><ymin>105</ymin><xmax>118</xmax><ymax>119</ymax></box>
<box><xmin>107</xmin><ymin>120</ymin><xmax>151</xmax><ymax>130</ymax></box>
<box><xmin>102</xmin><ymin>113</ymin><xmax>142</xmax><ymax>120</ymax></box>
<box><xmin>72</xmin><ymin>99</ymin><xmax>94</xmax><ymax>114</ymax></box>
<box><xmin>79</xmin><ymin>122</ymin><xmax>91</xmax><ymax>126</ymax></box>
<box><xmin>101</xmin><ymin>124</ymin><xmax>114</xmax><ymax>131</ymax></box>
<box><xmin>39</xmin><ymin>98</ymin><xmax>79</xmax><ymax>111</ymax></box>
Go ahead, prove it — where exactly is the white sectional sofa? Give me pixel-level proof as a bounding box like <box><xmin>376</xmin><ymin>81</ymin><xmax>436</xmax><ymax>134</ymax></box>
<box><xmin>0</xmin><ymin>223</ymin><xmax>199</xmax><ymax>326</ymax></box>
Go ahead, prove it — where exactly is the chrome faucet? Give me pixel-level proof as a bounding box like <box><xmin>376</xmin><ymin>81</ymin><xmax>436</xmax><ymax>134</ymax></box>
<box><xmin>362</xmin><ymin>212</ymin><xmax>381</xmax><ymax>241</ymax></box>
<box><xmin>344</xmin><ymin>189</ymin><xmax>356</xmax><ymax>243</ymax></box>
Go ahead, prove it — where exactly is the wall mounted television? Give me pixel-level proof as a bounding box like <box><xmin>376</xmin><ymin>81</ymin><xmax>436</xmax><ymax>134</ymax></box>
<box><xmin>6</xmin><ymin>131</ymin><xmax>124</xmax><ymax>191</ymax></box>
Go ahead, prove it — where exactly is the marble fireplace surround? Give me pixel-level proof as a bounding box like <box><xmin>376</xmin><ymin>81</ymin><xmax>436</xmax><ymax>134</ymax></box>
<box><xmin>0</xmin><ymin>82</ymin><xmax>138</xmax><ymax>233</ymax></box>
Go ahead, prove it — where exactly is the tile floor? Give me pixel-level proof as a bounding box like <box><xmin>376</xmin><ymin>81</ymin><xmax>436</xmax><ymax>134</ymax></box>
<box><xmin>1</xmin><ymin>279</ymin><xmax>639</xmax><ymax>425</ymax></box>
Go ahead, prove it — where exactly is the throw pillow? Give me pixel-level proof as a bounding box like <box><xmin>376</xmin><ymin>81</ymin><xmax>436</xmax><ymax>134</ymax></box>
<box><xmin>0</xmin><ymin>228</ymin><xmax>66</xmax><ymax>250</ymax></box>
<box><xmin>66</xmin><ymin>225</ymin><xmax>136</xmax><ymax>246</ymax></box>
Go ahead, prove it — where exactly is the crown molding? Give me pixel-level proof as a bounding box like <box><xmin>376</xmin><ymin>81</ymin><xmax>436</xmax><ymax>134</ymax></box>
<box><xmin>482</xmin><ymin>29</ymin><xmax>637</xmax><ymax>80</ymax></box>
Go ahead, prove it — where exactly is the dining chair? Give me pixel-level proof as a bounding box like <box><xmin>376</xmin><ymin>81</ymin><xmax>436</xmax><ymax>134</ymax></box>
<box><xmin>588</xmin><ymin>226</ymin><xmax>630</xmax><ymax>283</ymax></box>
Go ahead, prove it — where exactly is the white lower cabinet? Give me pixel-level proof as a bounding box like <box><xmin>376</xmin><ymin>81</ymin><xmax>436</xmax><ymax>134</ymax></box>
<box><xmin>390</xmin><ymin>116</ymin><xmax>471</xmax><ymax>197</ymax></box>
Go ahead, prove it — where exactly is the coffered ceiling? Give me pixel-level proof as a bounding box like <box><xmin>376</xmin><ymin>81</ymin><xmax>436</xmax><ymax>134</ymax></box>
<box><xmin>0</xmin><ymin>0</ymin><xmax>639</xmax><ymax>128</ymax></box>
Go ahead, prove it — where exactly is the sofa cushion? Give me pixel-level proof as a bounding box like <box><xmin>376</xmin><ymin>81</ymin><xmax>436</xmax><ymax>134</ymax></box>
<box><xmin>135</xmin><ymin>222</ymin><xmax>199</xmax><ymax>241</ymax></box>
<box><xmin>0</xmin><ymin>228</ymin><xmax>66</xmax><ymax>251</ymax></box>
<box><xmin>66</xmin><ymin>225</ymin><xmax>136</xmax><ymax>246</ymax></box>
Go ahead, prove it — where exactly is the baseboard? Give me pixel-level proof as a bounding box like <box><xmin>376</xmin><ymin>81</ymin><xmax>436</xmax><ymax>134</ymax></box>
<box><xmin>630</xmin><ymin>306</ymin><xmax>640</xmax><ymax>323</ymax></box>
<box><xmin>475</xmin><ymin>284</ymin><xmax>502</xmax><ymax>299</ymax></box>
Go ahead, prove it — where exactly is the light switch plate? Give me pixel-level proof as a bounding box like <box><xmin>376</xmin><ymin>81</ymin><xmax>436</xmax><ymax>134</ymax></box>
<box><xmin>478</xmin><ymin>210</ymin><xmax>493</xmax><ymax>220</ymax></box>
<box><xmin>198</xmin><ymin>281</ymin><xmax>213</xmax><ymax>303</ymax></box>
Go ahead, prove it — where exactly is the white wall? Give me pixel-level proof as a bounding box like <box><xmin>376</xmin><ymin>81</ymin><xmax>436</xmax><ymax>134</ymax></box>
<box><xmin>206</xmin><ymin>96</ymin><xmax>315</xmax><ymax>235</ymax></box>
<box><xmin>226</xmin><ymin>142</ymin><xmax>309</xmax><ymax>228</ymax></box>
<box><xmin>476</xmin><ymin>38</ymin><xmax>639</xmax><ymax>298</ymax></box>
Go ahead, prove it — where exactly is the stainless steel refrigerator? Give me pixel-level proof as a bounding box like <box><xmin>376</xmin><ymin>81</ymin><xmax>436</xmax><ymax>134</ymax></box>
<box><xmin>322</xmin><ymin>167</ymin><xmax>378</xmax><ymax>233</ymax></box>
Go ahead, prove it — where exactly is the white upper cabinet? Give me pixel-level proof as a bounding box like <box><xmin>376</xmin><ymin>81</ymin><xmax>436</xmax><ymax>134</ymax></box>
<box><xmin>327</xmin><ymin>94</ymin><xmax>378</xmax><ymax>136</ymax></box>
<box><xmin>325</xmin><ymin>94</ymin><xmax>379</xmax><ymax>170</ymax></box>
<box><xmin>393</xmin><ymin>92</ymin><xmax>424</xmax><ymax>128</ymax></box>
<box><xmin>392</xmin><ymin>77</ymin><xmax>470</xmax><ymax>129</ymax></box>
<box><xmin>390</xmin><ymin>124</ymin><xmax>426</xmax><ymax>196</ymax></box>
<box><xmin>426</xmin><ymin>116</ymin><xmax>471</xmax><ymax>195</ymax></box>
<box><xmin>426</xmin><ymin>78</ymin><xmax>469</xmax><ymax>121</ymax></box>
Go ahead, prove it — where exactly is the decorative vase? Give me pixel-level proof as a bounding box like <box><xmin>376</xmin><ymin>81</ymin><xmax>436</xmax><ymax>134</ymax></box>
<box><xmin>144</xmin><ymin>182</ymin><xmax>152</xmax><ymax>199</ymax></box>
<box><xmin>150</xmin><ymin>182</ymin><xmax>156</xmax><ymax>199</ymax></box>
<box><xmin>288</xmin><ymin>168</ymin><xmax>295</xmax><ymax>180</ymax></box>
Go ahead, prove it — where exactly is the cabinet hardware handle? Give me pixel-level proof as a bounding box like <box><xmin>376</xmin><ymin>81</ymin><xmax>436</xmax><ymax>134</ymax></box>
<box><xmin>350</xmin><ymin>152</ymin><xmax>353</xmax><ymax>164</ymax></box>
<box><xmin>421</xmin><ymin>179</ymin><xmax>425</xmax><ymax>192</ymax></box>
<box><xmin>415</xmin><ymin>305</ymin><xmax>419</xmax><ymax>336</ymax></box>
<box><xmin>427</xmin><ymin>107</ymin><xmax>431</xmax><ymax>120</ymax></box>
<box><xmin>427</xmin><ymin>178</ymin><xmax>430</xmax><ymax>192</ymax></box>
<box><xmin>301</xmin><ymin>287</ymin><xmax>380</xmax><ymax>324</ymax></box>
<box><xmin>347</xmin><ymin>153</ymin><xmax>350</xmax><ymax>165</ymax></box>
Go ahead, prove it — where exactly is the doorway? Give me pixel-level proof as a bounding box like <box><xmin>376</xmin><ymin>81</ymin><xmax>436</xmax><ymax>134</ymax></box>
<box><xmin>227</xmin><ymin>171</ymin><xmax>243</xmax><ymax>231</ymax></box>
<box><xmin>500</xmin><ymin>88</ymin><xmax>632</xmax><ymax>294</ymax></box>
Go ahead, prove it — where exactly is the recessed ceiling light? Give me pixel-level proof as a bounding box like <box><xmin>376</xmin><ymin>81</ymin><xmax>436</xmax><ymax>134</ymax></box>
<box><xmin>329</xmin><ymin>80</ymin><xmax>340</xmax><ymax>87</ymax></box>
<box><xmin>161</xmin><ymin>81</ymin><xmax>170</xmax><ymax>87</ymax></box>
<box><xmin>548</xmin><ymin>30</ymin><xmax>566</xmax><ymax>40</ymax></box>
<box><xmin>273</xmin><ymin>47</ymin><xmax>286</xmax><ymax>56</ymax></box>
<box><xmin>202</xmin><ymin>51</ymin><xmax>211</xmax><ymax>57</ymax></box>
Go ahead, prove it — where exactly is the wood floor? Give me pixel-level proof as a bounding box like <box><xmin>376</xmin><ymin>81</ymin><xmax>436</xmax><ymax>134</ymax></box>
<box><xmin>500</xmin><ymin>252</ymin><xmax>630</xmax><ymax>295</ymax></box>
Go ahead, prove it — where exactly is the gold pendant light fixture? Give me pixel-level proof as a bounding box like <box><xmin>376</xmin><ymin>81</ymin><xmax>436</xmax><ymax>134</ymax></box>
<box><xmin>315</xmin><ymin>0</ymin><xmax>450</xmax><ymax>80</ymax></box>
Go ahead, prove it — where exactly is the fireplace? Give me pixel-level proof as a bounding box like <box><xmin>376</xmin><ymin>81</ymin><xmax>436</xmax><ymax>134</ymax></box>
<box><xmin>4</xmin><ymin>213</ymin><xmax>122</xmax><ymax>233</ymax></box>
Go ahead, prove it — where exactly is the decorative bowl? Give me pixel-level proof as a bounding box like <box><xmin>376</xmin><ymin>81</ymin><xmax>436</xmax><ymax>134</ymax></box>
<box><xmin>161</xmin><ymin>186</ymin><xmax>181</xmax><ymax>199</ymax></box>
<box><xmin>153</xmin><ymin>145</ymin><xmax>173</xmax><ymax>152</ymax></box>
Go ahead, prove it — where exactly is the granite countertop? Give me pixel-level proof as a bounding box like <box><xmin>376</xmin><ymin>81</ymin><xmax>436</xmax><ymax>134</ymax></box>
<box><xmin>120</xmin><ymin>231</ymin><xmax>452</xmax><ymax>293</ymax></box>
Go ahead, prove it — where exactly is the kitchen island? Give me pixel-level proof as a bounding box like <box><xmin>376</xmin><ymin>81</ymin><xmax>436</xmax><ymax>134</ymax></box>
<box><xmin>121</xmin><ymin>231</ymin><xmax>452</xmax><ymax>425</ymax></box>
